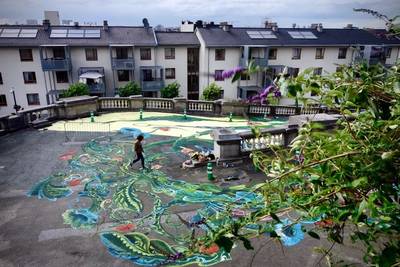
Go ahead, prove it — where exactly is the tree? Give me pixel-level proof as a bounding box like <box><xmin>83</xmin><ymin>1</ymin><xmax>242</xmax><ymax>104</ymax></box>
<box><xmin>61</xmin><ymin>83</ymin><xmax>89</xmax><ymax>98</ymax></box>
<box><xmin>160</xmin><ymin>82</ymin><xmax>180</xmax><ymax>98</ymax></box>
<box><xmin>202</xmin><ymin>83</ymin><xmax>222</xmax><ymax>101</ymax></box>
<box><xmin>118</xmin><ymin>81</ymin><xmax>141</xmax><ymax>97</ymax></box>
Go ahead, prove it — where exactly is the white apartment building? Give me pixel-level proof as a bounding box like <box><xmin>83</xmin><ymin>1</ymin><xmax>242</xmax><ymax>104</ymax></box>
<box><xmin>195</xmin><ymin>23</ymin><xmax>400</xmax><ymax>101</ymax></box>
<box><xmin>0</xmin><ymin>20</ymin><xmax>399</xmax><ymax>115</ymax></box>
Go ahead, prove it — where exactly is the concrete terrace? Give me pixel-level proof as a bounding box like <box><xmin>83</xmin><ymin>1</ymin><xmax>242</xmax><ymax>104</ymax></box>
<box><xmin>0</xmin><ymin>112</ymin><xmax>366</xmax><ymax>267</ymax></box>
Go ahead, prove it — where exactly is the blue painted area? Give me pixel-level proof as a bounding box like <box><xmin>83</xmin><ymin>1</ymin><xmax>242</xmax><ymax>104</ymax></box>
<box><xmin>119</xmin><ymin>127</ymin><xmax>151</xmax><ymax>138</ymax></box>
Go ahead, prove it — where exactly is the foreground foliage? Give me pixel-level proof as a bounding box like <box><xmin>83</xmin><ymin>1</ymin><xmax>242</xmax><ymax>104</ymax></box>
<box><xmin>200</xmin><ymin>62</ymin><xmax>400</xmax><ymax>266</ymax></box>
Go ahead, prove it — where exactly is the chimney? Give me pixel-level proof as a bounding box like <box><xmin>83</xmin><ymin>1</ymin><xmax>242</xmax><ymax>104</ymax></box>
<box><xmin>270</xmin><ymin>22</ymin><xmax>278</xmax><ymax>32</ymax></box>
<box><xmin>292</xmin><ymin>23</ymin><xmax>296</xmax><ymax>29</ymax></box>
<box><xmin>220</xmin><ymin>22</ymin><xmax>231</xmax><ymax>32</ymax></box>
<box><xmin>345</xmin><ymin>24</ymin><xmax>353</xmax><ymax>29</ymax></box>
<box><xmin>103</xmin><ymin>20</ymin><xmax>109</xmax><ymax>31</ymax></box>
<box><xmin>142</xmin><ymin>18</ymin><xmax>150</xmax><ymax>29</ymax></box>
<box><xmin>74</xmin><ymin>21</ymin><xmax>79</xmax><ymax>27</ymax></box>
<box><xmin>42</xmin><ymin>19</ymin><xmax>50</xmax><ymax>31</ymax></box>
<box><xmin>310</xmin><ymin>23</ymin><xmax>318</xmax><ymax>29</ymax></box>
<box><xmin>317</xmin><ymin>23</ymin><xmax>323</xmax><ymax>32</ymax></box>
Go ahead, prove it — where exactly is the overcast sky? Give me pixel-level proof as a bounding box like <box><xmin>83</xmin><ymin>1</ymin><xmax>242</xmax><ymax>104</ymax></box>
<box><xmin>0</xmin><ymin>0</ymin><xmax>398</xmax><ymax>28</ymax></box>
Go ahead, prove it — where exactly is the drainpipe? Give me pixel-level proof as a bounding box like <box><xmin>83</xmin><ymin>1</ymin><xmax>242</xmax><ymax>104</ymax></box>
<box><xmin>110</xmin><ymin>46</ymin><xmax>116</xmax><ymax>95</ymax></box>
<box><xmin>207</xmin><ymin>47</ymin><xmax>210</xmax><ymax>86</ymax></box>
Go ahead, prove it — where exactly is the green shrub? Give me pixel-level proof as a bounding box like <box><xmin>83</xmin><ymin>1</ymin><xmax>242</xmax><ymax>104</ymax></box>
<box><xmin>61</xmin><ymin>83</ymin><xmax>89</xmax><ymax>98</ymax></box>
<box><xmin>202</xmin><ymin>83</ymin><xmax>222</xmax><ymax>101</ymax></box>
<box><xmin>118</xmin><ymin>81</ymin><xmax>141</xmax><ymax>97</ymax></box>
<box><xmin>160</xmin><ymin>82</ymin><xmax>180</xmax><ymax>98</ymax></box>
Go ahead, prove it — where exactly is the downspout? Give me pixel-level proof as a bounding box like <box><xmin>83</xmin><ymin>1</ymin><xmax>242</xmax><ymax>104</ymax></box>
<box><xmin>40</xmin><ymin>47</ymin><xmax>50</xmax><ymax>105</ymax></box>
<box><xmin>152</xmin><ymin>28</ymin><xmax>159</xmax><ymax>97</ymax></box>
<box><xmin>109</xmin><ymin>46</ymin><xmax>116</xmax><ymax>95</ymax></box>
<box><xmin>207</xmin><ymin>47</ymin><xmax>210</xmax><ymax>86</ymax></box>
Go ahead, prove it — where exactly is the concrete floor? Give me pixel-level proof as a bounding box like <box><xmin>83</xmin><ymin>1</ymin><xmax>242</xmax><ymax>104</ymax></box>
<box><xmin>0</xmin><ymin>113</ymin><xmax>367</xmax><ymax>267</ymax></box>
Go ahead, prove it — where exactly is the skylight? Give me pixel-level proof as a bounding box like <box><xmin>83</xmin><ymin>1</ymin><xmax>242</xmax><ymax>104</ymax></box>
<box><xmin>288</xmin><ymin>31</ymin><xmax>317</xmax><ymax>39</ymax></box>
<box><xmin>247</xmin><ymin>30</ymin><xmax>277</xmax><ymax>39</ymax></box>
<box><xmin>50</xmin><ymin>29</ymin><xmax>101</xmax><ymax>38</ymax></box>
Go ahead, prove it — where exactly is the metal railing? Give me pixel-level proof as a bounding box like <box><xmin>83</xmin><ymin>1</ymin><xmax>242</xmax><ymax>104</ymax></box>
<box><xmin>111</xmin><ymin>58</ymin><xmax>135</xmax><ymax>70</ymax></box>
<box><xmin>141</xmin><ymin>79</ymin><xmax>165</xmax><ymax>91</ymax></box>
<box><xmin>64</xmin><ymin>121</ymin><xmax>111</xmax><ymax>142</ymax></box>
<box><xmin>41</xmin><ymin>58</ymin><xmax>72</xmax><ymax>71</ymax></box>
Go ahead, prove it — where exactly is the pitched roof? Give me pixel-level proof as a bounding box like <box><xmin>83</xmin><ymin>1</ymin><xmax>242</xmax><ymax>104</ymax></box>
<box><xmin>197</xmin><ymin>27</ymin><xmax>400</xmax><ymax>47</ymax></box>
<box><xmin>0</xmin><ymin>25</ymin><xmax>157</xmax><ymax>47</ymax></box>
<box><xmin>155</xmin><ymin>32</ymin><xmax>199</xmax><ymax>46</ymax></box>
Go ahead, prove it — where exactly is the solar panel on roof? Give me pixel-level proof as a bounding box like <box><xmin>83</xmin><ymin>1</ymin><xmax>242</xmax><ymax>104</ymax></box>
<box><xmin>67</xmin><ymin>29</ymin><xmax>84</xmax><ymax>38</ymax></box>
<box><xmin>246</xmin><ymin>30</ymin><xmax>277</xmax><ymax>39</ymax></box>
<box><xmin>50</xmin><ymin>29</ymin><xmax>67</xmax><ymax>38</ymax></box>
<box><xmin>84</xmin><ymin>29</ymin><xmax>100</xmax><ymax>38</ymax></box>
<box><xmin>0</xmin><ymin>28</ymin><xmax>21</xmax><ymax>38</ymax></box>
<box><xmin>19</xmin><ymin>29</ymin><xmax>38</xmax><ymax>38</ymax></box>
<box><xmin>288</xmin><ymin>31</ymin><xmax>317</xmax><ymax>39</ymax></box>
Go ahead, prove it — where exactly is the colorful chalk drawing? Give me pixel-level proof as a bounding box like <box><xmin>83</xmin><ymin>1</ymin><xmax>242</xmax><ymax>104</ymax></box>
<box><xmin>28</xmin><ymin>117</ymin><xmax>310</xmax><ymax>266</ymax></box>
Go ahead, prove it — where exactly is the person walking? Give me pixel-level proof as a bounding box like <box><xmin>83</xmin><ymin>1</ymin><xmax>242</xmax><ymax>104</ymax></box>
<box><xmin>130</xmin><ymin>135</ymin><xmax>146</xmax><ymax>169</ymax></box>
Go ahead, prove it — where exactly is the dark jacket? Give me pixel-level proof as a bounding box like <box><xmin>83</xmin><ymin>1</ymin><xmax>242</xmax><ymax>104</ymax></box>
<box><xmin>134</xmin><ymin>140</ymin><xmax>143</xmax><ymax>154</ymax></box>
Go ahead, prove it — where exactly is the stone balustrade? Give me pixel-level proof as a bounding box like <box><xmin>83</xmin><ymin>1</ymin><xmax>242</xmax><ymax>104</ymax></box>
<box><xmin>187</xmin><ymin>100</ymin><xmax>215</xmax><ymax>113</ymax></box>
<box><xmin>144</xmin><ymin>98</ymin><xmax>174</xmax><ymax>110</ymax></box>
<box><xmin>0</xmin><ymin>95</ymin><xmax>331</xmax><ymax>135</ymax></box>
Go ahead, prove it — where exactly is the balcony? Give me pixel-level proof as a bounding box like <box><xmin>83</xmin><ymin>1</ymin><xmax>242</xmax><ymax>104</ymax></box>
<box><xmin>239</xmin><ymin>57</ymin><xmax>268</xmax><ymax>68</ymax></box>
<box><xmin>141</xmin><ymin>79</ymin><xmax>165</xmax><ymax>91</ymax></box>
<box><xmin>41</xmin><ymin>58</ymin><xmax>72</xmax><ymax>71</ymax></box>
<box><xmin>111</xmin><ymin>58</ymin><xmax>135</xmax><ymax>70</ymax></box>
<box><xmin>88</xmin><ymin>83</ymin><xmax>105</xmax><ymax>94</ymax></box>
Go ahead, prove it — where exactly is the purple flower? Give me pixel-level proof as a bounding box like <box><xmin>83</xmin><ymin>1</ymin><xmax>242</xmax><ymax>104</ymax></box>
<box><xmin>274</xmin><ymin>91</ymin><xmax>282</xmax><ymax>98</ymax></box>
<box><xmin>222</xmin><ymin>69</ymin><xmax>234</xmax><ymax>79</ymax></box>
<box><xmin>222</xmin><ymin>66</ymin><xmax>244</xmax><ymax>79</ymax></box>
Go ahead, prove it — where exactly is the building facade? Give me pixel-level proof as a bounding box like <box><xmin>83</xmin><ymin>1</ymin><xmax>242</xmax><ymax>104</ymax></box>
<box><xmin>0</xmin><ymin>20</ymin><xmax>399</xmax><ymax>115</ymax></box>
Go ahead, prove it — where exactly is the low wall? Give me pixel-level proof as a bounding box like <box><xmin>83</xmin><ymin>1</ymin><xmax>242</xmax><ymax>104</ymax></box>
<box><xmin>213</xmin><ymin>113</ymin><xmax>341</xmax><ymax>162</ymax></box>
<box><xmin>0</xmin><ymin>95</ymin><xmax>331</xmax><ymax>135</ymax></box>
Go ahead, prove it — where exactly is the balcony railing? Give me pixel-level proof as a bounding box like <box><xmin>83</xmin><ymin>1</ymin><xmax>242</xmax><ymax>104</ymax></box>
<box><xmin>239</xmin><ymin>57</ymin><xmax>269</xmax><ymax>68</ymax></box>
<box><xmin>141</xmin><ymin>79</ymin><xmax>165</xmax><ymax>91</ymax></box>
<box><xmin>41</xmin><ymin>58</ymin><xmax>72</xmax><ymax>71</ymax></box>
<box><xmin>111</xmin><ymin>58</ymin><xmax>135</xmax><ymax>70</ymax></box>
<box><xmin>88</xmin><ymin>83</ymin><xmax>105</xmax><ymax>94</ymax></box>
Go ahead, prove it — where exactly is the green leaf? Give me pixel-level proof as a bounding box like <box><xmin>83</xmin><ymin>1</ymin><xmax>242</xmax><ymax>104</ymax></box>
<box><xmin>239</xmin><ymin>237</ymin><xmax>254</xmax><ymax>250</ymax></box>
<box><xmin>307</xmin><ymin>231</ymin><xmax>320</xmax><ymax>239</ymax></box>
<box><xmin>270</xmin><ymin>212</ymin><xmax>281</xmax><ymax>223</ymax></box>
<box><xmin>352</xmin><ymin>177</ymin><xmax>368</xmax><ymax>187</ymax></box>
<box><xmin>338</xmin><ymin>211</ymin><xmax>351</xmax><ymax>221</ymax></box>
<box><xmin>215</xmin><ymin>236</ymin><xmax>234</xmax><ymax>253</ymax></box>
<box><xmin>269</xmin><ymin>231</ymin><xmax>279</xmax><ymax>238</ymax></box>
<box><xmin>232</xmin><ymin>71</ymin><xmax>242</xmax><ymax>83</ymax></box>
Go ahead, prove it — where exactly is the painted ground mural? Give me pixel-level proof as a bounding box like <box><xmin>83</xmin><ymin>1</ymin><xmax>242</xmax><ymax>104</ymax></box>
<box><xmin>27</xmin><ymin>112</ymin><xmax>310</xmax><ymax>266</ymax></box>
